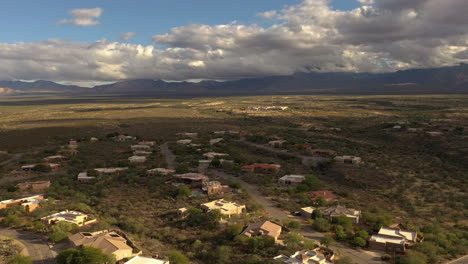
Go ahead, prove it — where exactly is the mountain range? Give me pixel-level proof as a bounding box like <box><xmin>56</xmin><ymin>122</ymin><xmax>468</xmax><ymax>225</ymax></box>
<box><xmin>1</xmin><ymin>63</ymin><xmax>468</xmax><ymax>96</ymax></box>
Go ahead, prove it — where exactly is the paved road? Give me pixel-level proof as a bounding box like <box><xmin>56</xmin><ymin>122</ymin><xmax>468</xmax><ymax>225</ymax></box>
<box><xmin>208</xmin><ymin>169</ymin><xmax>383</xmax><ymax>264</ymax></box>
<box><xmin>0</xmin><ymin>228</ymin><xmax>56</xmax><ymax>264</ymax></box>
<box><xmin>162</xmin><ymin>142</ymin><xmax>383</xmax><ymax>264</ymax></box>
<box><xmin>160</xmin><ymin>142</ymin><xmax>176</xmax><ymax>170</ymax></box>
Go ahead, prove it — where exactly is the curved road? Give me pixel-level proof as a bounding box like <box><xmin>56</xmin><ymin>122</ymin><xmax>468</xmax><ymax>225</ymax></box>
<box><xmin>0</xmin><ymin>228</ymin><xmax>56</xmax><ymax>264</ymax></box>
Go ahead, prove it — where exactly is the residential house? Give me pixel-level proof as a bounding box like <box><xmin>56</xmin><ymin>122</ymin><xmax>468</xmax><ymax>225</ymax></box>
<box><xmin>90</xmin><ymin>137</ymin><xmax>99</xmax><ymax>142</ymax></box>
<box><xmin>0</xmin><ymin>150</ymin><xmax>8</xmax><ymax>155</ymax></box>
<box><xmin>368</xmin><ymin>227</ymin><xmax>418</xmax><ymax>253</ymax></box>
<box><xmin>203</xmin><ymin>152</ymin><xmax>229</xmax><ymax>160</ymax></box>
<box><xmin>269</xmin><ymin>140</ymin><xmax>287</xmax><ymax>148</ymax></box>
<box><xmin>334</xmin><ymin>156</ymin><xmax>362</xmax><ymax>165</ymax></box>
<box><xmin>308</xmin><ymin>191</ymin><xmax>336</xmax><ymax>202</ymax></box>
<box><xmin>177</xmin><ymin>207</ymin><xmax>189</xmax><ymax>218</ymax></box>
<box><xmin>426</xmin><ymin>131</ymin><xmax>444</xmax><ymax>136</ymax></box>
<box><xmin>115</xmin><ymin>135</ymin><xmax>137</xmax><ymax>142</ymax></box>
<box><xmin>16</xmin><ymin>181</ymin><xmax>51</xmax><ymax>192</ymax></box>
<box><xmin>200</xmin><ymin>199</ymin><xmax>246</xmax><ymax>217</ymax></box>
<box><xmin>94</xmin><ymin>167</ymin><xmax>128</xmax><ymax>175</ymax></box>
<box><xmin>131</xmin><ymin>145</ymin><xmax>152</xmax><ymax>151</ymax></box>
<box><xmin>129</xmin><ymin>156</ymin><xmax>147</xmax><ymax>163</ymax></box>
<box><xmin>138</xmin><ymin>141</ymin><xmax>155</xmax><ymax>146</ymax></box>
<box><xmin>202</xmin><ymin>181</ymin><xmax>232</xmax><ymax>195</ymax></box>
<box><xmin>213</xmin><ymin>131</ymin><xmax>226</xmax><ymax>136</ymax></box>
<box><xmin>133</xmin><ymin>150</ymin><xmax>152</xmax><ymax>156</ymax></box>
<box><xmin>209</xmin><ymin>138</ymin><xmax>224</xmax><ymax>145</ymax></box>
<box><xmin>311</xmin><ymin>149</ymin><xmax>337</xmax><ymax>157</ymax></box>
<box><xmin>173</xmin><ymin>173</ymin><xmax>209</xmax><ymax>187</ymax></box>
<box><xmin>44</xmin><ymin>155</ymin><xmax>65</xmax><ymax>161</ymax></box>
<box><xmin>77</xmin><ymin>172</ymin><xmax>96</xmax><ymax>183</ymax></box>
<box><xmin>146</xmin><ymin>168</ymin><xmax>175</xmax><ymax>176</ymax></box>
<box><xmin>68</xmin><ymin>140</ymin><xmax>79</xmax><ymax>149</ymax></box>
<box><xmin>19</xmin><ymin>163</ymin><xmax>60</xmax><ymax>172</ymax></box>
<box><xmin>241</xmin><ymin>164</ymin><xmax>281</xmax><ymax>174</ymax></box>
<box><xmin>278</xmin><ymin>175</ymin><xmax>305</xmax><ymax>185</ymax></box>
<box><xmin>302</xmin><ymin>205</ymin><xmax>361</xmax><ymax>223</ymax></box>
<box><xmin>241</xmin><ymin>220</ymin><xmax>282</xmax><ymax>241</ymax></box>
<box><xmin>69</xmin><ymin>231</ymin><xmax>137</xmax><ymax>261</ymax></box>
<box><xmin>124</xmin><ymin>256</ymin><xmax>170</xmax><ymax>264</ymax></box>
<box><xmin>176</xmin><ymin>139</ymin><xmax>192</xmax><ymax>145</ymax></box>
<box><xmin>0</xmin><ymin>195</ymin><xmax>44</xmax><ymax>212</ymax></box>
<box><xmin>176</xmin><ymin>132</ymin><xmax>198</xmax><ymax>138</ymax></box>
<box><xmin>41</xmin><ymin>210</ymin><xmax>96</xmax><ymax>226</ymax></box>
<box><xmin>274</xmin><ymin>249</ymin><xmax>331</xmax><ymax>264</ymax></box>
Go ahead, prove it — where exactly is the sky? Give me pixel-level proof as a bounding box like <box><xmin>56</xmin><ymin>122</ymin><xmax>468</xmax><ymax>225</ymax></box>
<box><xmin>0</xmin><ymin>0</ymin><xmax>467</xmax><ymax>85</ymax></box>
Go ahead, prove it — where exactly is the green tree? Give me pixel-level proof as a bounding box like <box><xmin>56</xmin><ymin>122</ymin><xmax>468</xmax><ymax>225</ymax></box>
<box><xmin>33</xmin><ymin>164</ymin><xmax>52</xmax><ymax>173</ymax></box>
<box><xmin>177</xmin><ymin>185</ymin><xmax>192</xmax><ymax>197</ymax></box>
<box><xmin>311</xmin><ymin>209</ymin><xmax>323</xmax><ymax>219</ymax></box>
<box><xmin>332</xmin><ymin>216</ymin><xmax>353</xmax><ymax>231</ymax></box>
<box><xmin>215</xmin><ymin>245</ymin><xmax>232</xmax><ymax>263</ymax></box>
<box><xmin>1</xmin><ymin>215</ymin><xmax>23</xmax><ymax>227</ymax></box>
<box><xmin>352</xmin><ymin>237</ymin><xmax>367</xmax><ymax>247</ymax></box>
<box><xmin>168</xmin><ymin>250</ymin><xmax>189</xmax><ymax>264</ymax></box>
<box><xmin>335</xmin><ymin>225</ymin><xmax>346</xmax><ymax>240</ymax></box>
<box><xmin>226</xmin><ymin>224</ymin><xmax>243</xmax><ymax>240</ymax></box>
<box><xmin>56</xmin><ymin>247</ymin><xmax>115</xmax><ymax>264</ymax></box>
<box><xmin>312</xmin><ymin>218</ymin><xmax>330</xmax><ymax>232</ymax></box>
<box><xmin>32</xmin><ymin>221</ymin><xmax>46</xmax><ymax>232</ymax></box>
<box><xmin>50</xmin><ymin>222</ymin><xmax>79</xmax><ymax>242</ymax></box>
<box><xmin>7</xmin><ymin>255</ymin><xmax>32</xmax><ymax>264</ymax></box>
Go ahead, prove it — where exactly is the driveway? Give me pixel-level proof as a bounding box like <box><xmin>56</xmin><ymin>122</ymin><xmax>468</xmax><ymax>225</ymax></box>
<box><xmin>160</xmin><ymin>142</ymin><xmax>176</xmax><ymax>170</ymax></box>
<box><xmin>0</xmin><ymin>228</ymin><xmax>56</xmax><ymax>264</ymax></box>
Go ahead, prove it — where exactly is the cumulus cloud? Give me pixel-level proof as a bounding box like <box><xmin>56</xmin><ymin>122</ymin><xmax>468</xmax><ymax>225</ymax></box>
<box><xmin>1</xmin><ymin>0</ymin><xmax>468</xmax><ymax>83</ymax></box>
<box><xmin>120</xmin><ymin>32</ymin><xmax>136</xmax><ymax>42</ymax></box>
<box><xmin>59</xmin><ymin>8</ymin><xmax>103</xmax><ymax>26</ymax></box>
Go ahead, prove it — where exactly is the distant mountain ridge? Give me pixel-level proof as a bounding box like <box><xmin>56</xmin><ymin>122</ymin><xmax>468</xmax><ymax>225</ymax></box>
<box><xmin>1</xmin><ymin>63</ymin><xmax>468</xmax><ymax>96</ymax></box>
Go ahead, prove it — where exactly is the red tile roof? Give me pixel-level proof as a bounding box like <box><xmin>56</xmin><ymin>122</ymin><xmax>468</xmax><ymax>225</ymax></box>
<box><xmin>241</xmin><ymin>163</ymin><xmax>281</xmax><ymax>170</ymax></box>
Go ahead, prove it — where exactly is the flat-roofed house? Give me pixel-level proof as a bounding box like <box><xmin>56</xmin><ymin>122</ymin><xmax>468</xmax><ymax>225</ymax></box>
<box><xmin>274</xmin><ymin>250</ymin><xmax>331</xmax><ymax>264</ymax></box>
<box><xmin>311</xmin><ymin>149</ymin><xmax>337</xmax><ymax>157</ymax></box>
<box><xmin>176</xmin><ymin>139</ymin><xmax>192</xmax><ymax>145</ymax></box>
<box><xmin>278</xmin><ymin>175</ymin><xmax>305</xmax><ymax>185</ymax></box>
<box><xmin>241</xmin><ymin>164</ymin><xmax>281</xmax><ymax>174</ymax></box>
<box><xmin>131</xmin><ymin>145</ymin><xmax>151</xmax><ymax>151</ymax></box>
<box><xmin>241</xmin><ymin>220</ymin><xmax>282</xmax><ymax>241</ymax></box>
<box><xmin>69</xmin><ymin>231</ymin><xmax>136</xmax><ymax>261</ymax></box>
<box><xmin>0</xmin><ymin>195</ymin><xmax>44</xmax><ymax>212</ymax></box>
<box><xmin>209</xmin><ymin>138</ymin><xmax>224</xmax><ymax>145</ymax></box>
<box><xmin>200</xmin><ymin>199</ymin><xmax>246</xmax><ymax>217</ymax></box>
<box><xmin>16</xmin><ymin>181</ymin><xmax>51</xmax><ymax>192</ymax></box>
<box><xmin>268</xmin><ymin>140</ymin><xmax>287</xmax><ymax>148</ymax></box>
<box><xmin>173</xmin><ymin>173</ymin><xmax>209</xmax><ymax>187</ymax></box>
<box><xmin>203</xmin><ymin>152</ymin><xmax>229</xmax><ymax>160</ymax></box>
<box><xmin>41</xmin><ymin>210</ymin><xmax>96</xmax><ymax>226</ymax></box>
<box><xmin>369</xmin><ymin>227</ymin><xmax>418</xmax><ymax>253</ymax></box>
<box><xmin>334</xmin><ymin>156</ymin><xmax>362</xmax><ymax>165</ymax></box>
<box><xmin>176</xmin><ymin>132</ymin><xmax>198</xmax><ymax>138</ymax></box>
<box><xmin>202</xmin><ymin>181</ymin><xmax>232</xmax><ymax>195</ymax></box>
<box><xmin>300</xmin><ymin>205</ymin><xmax>361</xmax><ymax>223</ymax></box>
<box><xmin>146</xmin><ymin>168</ymin><xmax>175</xmax><ymax>176</ymax></box>
<box><xmin>129</xmin><ymin>156</ymin><xmax>147</xmax><ymax>163</ymax></box>
<box><xmin>77</xmin><ymin>172</ymin><xmax>96</xmax><ymax>183</ymax></box>
<box><xmin>115</xmin><ymin>135</ymin><xmax>136</xmax><ymax>142</ymax></box>
<box><xmin>20</xmin><ymin>163</ymin><xmax>61</xmax><ymax>172</ymax></box>
<box><xmin>138</xmin><ymin>141</ymin><xmax>155</xmax><ymax>146</ymax></box>
<box><xmin>94</xmin><ymin>167</ymin><xmax>128</xmax><ymax>175</ymax></box>
<box><xmin>124</xmin><ymin>256</ymin><xmax>170</xmax><ymax>264</ymax></box>
<box><xmin>44</xmin><ymin>155</ymin><xmax>65</xmax><ymax>161</ymax></box>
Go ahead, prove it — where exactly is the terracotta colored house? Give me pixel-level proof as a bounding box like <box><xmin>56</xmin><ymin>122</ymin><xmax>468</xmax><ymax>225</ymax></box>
<box><xmin>241</xmin><ymin>163</ymin><xmax>281</xmax><ymax>174</ymax></box>
<box><xmin>0</xmin><ymin>195</ymin><xmax>44</xmax><ymax>212</ymax></box>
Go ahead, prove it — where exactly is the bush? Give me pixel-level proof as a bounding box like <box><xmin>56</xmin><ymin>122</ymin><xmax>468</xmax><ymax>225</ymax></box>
<box><xmin>399</xmin><ymin>250</ymin><xmax>428</xmax><ymax>264</ymax></box>
<box><xmin>7</xmin><ymin>255</ymin><xmax>32</xmax><ymax>264</ymax></box>
<box><xmin>56</xmin><ymin>247</ymin><xmax>115</xmax><ymax>264</ymax></box>
<box><xmin>320</xmin><ymin>236</ymin><xmax>334</xmax><ymax>248</ymax></box>
<box><xmin>33</xmin><ymin>164</ymin><xmax>52</xmax><ymax>173</ymax></box>
<box><xmin>168</xmin><ymin>250</ymin><xmax>189</xmax><ymax>264</ymax></box>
